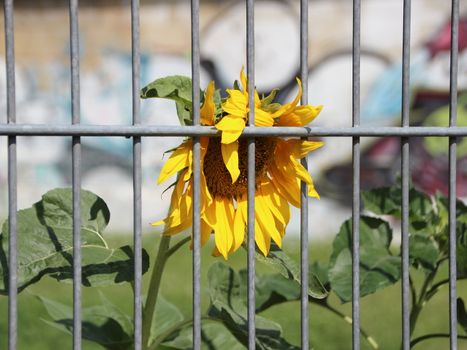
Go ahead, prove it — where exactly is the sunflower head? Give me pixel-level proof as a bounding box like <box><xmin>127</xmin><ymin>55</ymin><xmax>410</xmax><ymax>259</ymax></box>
<box><xmin>153</xmin><ymin>69</ymin><xmax>323</xmax><ymax>258</ymax></box>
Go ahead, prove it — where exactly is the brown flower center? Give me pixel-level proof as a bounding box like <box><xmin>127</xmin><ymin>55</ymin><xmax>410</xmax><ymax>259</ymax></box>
<box><xmin>203</xmin><ymin>137</ymin><xmax>276</xmax><ymax>198</ymax></box>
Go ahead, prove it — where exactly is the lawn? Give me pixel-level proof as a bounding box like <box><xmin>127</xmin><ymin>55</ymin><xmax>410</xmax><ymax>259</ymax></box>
<box><xmin>0</xmin><ymin>233</ymin><xmax>466</xmax><ymax>350</ymax></box>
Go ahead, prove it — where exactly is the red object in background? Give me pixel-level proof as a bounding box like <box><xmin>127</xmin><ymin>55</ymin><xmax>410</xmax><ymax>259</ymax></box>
<box><xmin>426</xmin><ymin>16</ymin><xmax>467</xmax><ymax>58</ymax></box>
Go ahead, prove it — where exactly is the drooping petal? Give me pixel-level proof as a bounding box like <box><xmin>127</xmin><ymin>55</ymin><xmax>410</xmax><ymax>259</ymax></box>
<box><xmin>269</xmin><ymin>163</ymin><xmax>301</xmax><ymax>207</ymax></box>
<box><xmin>255</xmin><ymin>194</ymin><xmax>283</xmax><ymax>248</ymax></box>
<box><xmin>157</xmin><ymin>141</ymin><xmax>192</xmax><ymax>184</ymax></box>
<box><xmin>201</xmin><ymin>219</ymin><xmax>213</xmax><ymax>245</ymax></box>
<box><xmin>214</xmin><ymin>197</ymin><xmax>234</xmax><ymax>259</ymax></box>
<box><xmin>152</xmin><ymin>170</ymin><xmax>188</xmax><ymax>227</ymax></box>
<box><xmin>221</xmin><ymin>142</ymin><xmax>240</xmax><ymax>183</ymax></box>
<box><xmin>259</xmin><ymin>181</ymin><xmax>290</xmax><ymax>228</ymax></box>
<box><xmin>254</xmin><ymin>220</ymin><xmax>271</xmax><ymax>256</ymax></box>
<box><xmin>232</xmin><ymin>198</ymin><xmax>247</xmax><ymax>252</ymax></box>
<box><xmin>200</xmin><ymin>81</ymin><xmax>216</xmax><ymax>126</ymax></box>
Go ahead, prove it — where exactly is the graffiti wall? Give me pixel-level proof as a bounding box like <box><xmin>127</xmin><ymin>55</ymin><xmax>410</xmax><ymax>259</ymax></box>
<box><xmin>0</xmin><ymin>0</ymin><xmax>466</xmax><ymax>238</ymax></box>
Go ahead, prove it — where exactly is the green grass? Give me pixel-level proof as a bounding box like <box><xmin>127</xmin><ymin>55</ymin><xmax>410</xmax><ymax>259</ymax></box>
<box><xmin>0</xmin><ymin>234</ymin><xmax>466</xmax><ymax>350</ymax></box>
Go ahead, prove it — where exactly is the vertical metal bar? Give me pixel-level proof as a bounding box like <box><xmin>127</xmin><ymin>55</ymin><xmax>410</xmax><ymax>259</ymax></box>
<box><xmin>131</xmin><ymin>0</ymin><xmax>142</xmax><ymax>349</ymax></box>
<box><xmin>4</xmin><ymin>1</ymin><xmax>17</xmax><ymax>349</ymax></box>
<box><xmin>246</xmin><ymin>0</ymin><xmax>256</xmax><ymax>348</ymax></box>
<box><xmin>69</xmin><ymin>0</ymin><xmax>81</xmax><ymax>348</ymax></box>
<box><xmin>352</xmin><ymin>0</ymin><xmax>361</xmax><ymax>349</ymax></box>
<box><xmin>299</xmin><ymin>0</ymin><xmax>309</xmax><ymax>348</ymax></box>
<box><xmin>191</xmin><ymin>0</ymin><xmax>201</xmax><ymax>348</ymax></box>
<box><xmin>448</xmin><ymin>0</ymin><xmax>459</xmax><ymax>349</ymax></box>
<box><xmin>400</xmin><ymin>1</ymin><xmax>411</xmax><ymax>349</ymax></box>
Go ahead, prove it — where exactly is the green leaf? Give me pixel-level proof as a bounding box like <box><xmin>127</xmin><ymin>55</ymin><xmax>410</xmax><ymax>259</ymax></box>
<box><xmin>39</xmin><ymin>293</ymin><xmax>133</xmax><ymax>350</ymax></box>
<box><xmin>255</xmin><ymin>244</ymin><xmax>327</xmax><ymax>299</ymax></box>
<box><xmin>362</xmin><ymin>186</ymin><xmax>433</xmax><ymax>223</ymax></box>
<box><xmin>149</xmin><ymin>296</ymin><xmax>184</xmax><ymax>345</ymax></box>
<box><xmin>207</xmin><ymin>262</ymin><xmax>300</xmax><ymax>350</ymax></box>
<box><xmin>161</xmin><ymin>323</ymin><xmax>243</xmax><ymax>350</ymax></box>
<box><xmin>252</xmin><ymin>272</ymin><xmax>301</xmax><ymax>312</ymax></box>
<box><xmin>328</xmin><ymin>216</ymin><xmax>401</xmax><ymax>302</ymax></box>
<box><xmin>261</xmin><ymin>89</ymin><xmax>279</xmax><ymax>107</ymax></box>
<box><xmin>140</xmin><ymin>76</ymin><xmax>203</xmax><ymax>126</ymax></box>
<box><xmin>409</xmin><ymin>233</ymin><xmax>440</xmax><ymax>271</ymax></box>
<box><xmin>0</xmin><ymin>188</ymin><xmax>149</xmax><ymax>294</ymax></box>
<box><xmin>458</xmin><ymin>298</ymin><xmax>467</xmax><ymax>333</ymax></box>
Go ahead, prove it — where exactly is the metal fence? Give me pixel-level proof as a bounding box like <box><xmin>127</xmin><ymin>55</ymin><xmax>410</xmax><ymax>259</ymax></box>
<box><xmin>1</xmin><ymin>0</ymin><xmax>462</xmax><ymax>349</ymax></box>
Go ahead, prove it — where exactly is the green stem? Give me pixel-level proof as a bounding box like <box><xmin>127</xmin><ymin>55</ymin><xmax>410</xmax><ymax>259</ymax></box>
<box><xmin>323</xmin><ymin>304</ymin><xmax>379</xmax><ymax>349</ymax></box>
<box><xmin>142</xmin><ymin>235</ymin><xmax>172</xmax><ymax>350</ymax></box>
<box><xmin>409</xmin><ymin>268</ymin><xmax>438</xmax><ymax>336</ymax></box>
<box><xmin>410</xmin><ymin>333</ymin><xmax>467</xmax><ymax>347</ymax></box>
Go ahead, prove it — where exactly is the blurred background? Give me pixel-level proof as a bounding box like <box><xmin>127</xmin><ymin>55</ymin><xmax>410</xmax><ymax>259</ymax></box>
<box><xmin>0</xmin><ymin>0</ymin><xmax>466</xmax><ymax>238</ymax></box>
<box><xmin>0</xmin><ymin>0</ymin><xmax>467</xmax><ymax>349</ymax></box>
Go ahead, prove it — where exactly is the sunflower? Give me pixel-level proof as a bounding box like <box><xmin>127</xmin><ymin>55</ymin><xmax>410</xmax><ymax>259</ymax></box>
<box><xmin>154</xmin><ymin>69</ymin><xmax>323</xmax><ymax>258</ymax></box>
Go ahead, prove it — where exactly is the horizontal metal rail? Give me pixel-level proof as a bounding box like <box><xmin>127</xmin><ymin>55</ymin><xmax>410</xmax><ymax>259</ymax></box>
<box><xmin>1</xmin><ymin>124</ymin><xmax>467</xmax><ymax>137</ymax></box>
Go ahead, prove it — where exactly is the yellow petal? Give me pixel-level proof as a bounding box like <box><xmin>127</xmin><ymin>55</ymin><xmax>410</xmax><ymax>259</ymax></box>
<box><xmin>255</xmin><ymin>194</ymin><xmax>282</xmax><ymax>248</ymax></box>
<box><xmin>277</xmin><ymin>105</ymin><xmax>323</xmax><ymax>127</ymax></box>
<box><xmin>157</xmin><ymin>141</ymin><xmax>192</xmax><ymax>184</ymax></box>
<box><xmin>221</xmin><ymin>130</ymin><xmax>243</xmax><ymax>145</ymax></box>
<box><xmin>216</xmin><ymin>115</ymin><xmax>246</xmax><ymax>132</ymax></box>
<box><xmin>232</xmin><ymin>197</ymin><xmax>247</xmax><ymax>251</ymax></box>
<box><xmin>269</xmin><ymin>163</ymin><xmax>300</xmax><ymax>207</ymax></box>
<box><xmin>287</xmin><ymin>139</ymin><xmax>324</xmax><ymax>159</ymax></box>
<box><xmin>240</xmin><ymin>67</ymin><xmax>248</xmax><ymax>92</ymax></box>
<box><xmin>260</xmin><ymin>181</ymin><xmax>290</xmax><ymax>227</ymax></box>
<box><xmin>200</xmin><ymin>81</ymin><xmax>216</xmax><ymax>126</ymax></box>
<box><xmin>222</xmin><ymin>89</ymin><xmax>248</xmax><ymax>117</ymax></box>
<box><xmin>221</xmin><ymin>142</ymin><xmax>240</xmax><ymax>183</ymax></box>
<box><xmin>216</xmin><ymin>116</ymin><xmax>246</xmax><ymax>144</ymax></box>
<box><xmin>254</xmin><ymin>220</ymin><xmax>271</xmax><ymax>256</ymax></box>
<box><xmin>255</xmin><ymin>108</ymin><xmax>274</xmax><ymax>127</ymax></box>
<box><xmin>214</xmin><ymin>197</ymin><xmax>234</xmax><ymax>259</ymax></box>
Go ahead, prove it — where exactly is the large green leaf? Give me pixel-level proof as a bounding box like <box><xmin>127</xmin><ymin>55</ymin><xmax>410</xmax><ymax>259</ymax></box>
<box><xmin>409</xmin><ymin>233</ymin><xmax>440</xmax><ymax>271</ymax></box>
<box><xmin>328</xmin><ymin>216</ymin><xmax>401</xmax><ymax>302</ymax></box>
<box><xmin>160</xmin><ymin>323</ymin><xmax>243</xmax><ymax>350</ymax></box>
<box><xmin>140</xmin><ymin>76</ymin><xmax>203</xmax><ymax>126</ymax></box>
<box><xmin>207</xmin><ymin>262</ymin><xmax>300</xmax><ymax>350</ymax></box>
<box><xmin>255</xmin><ymin>244</ymin><xmax>327</xmax><ymax>299</ymax></box>
<box><xmin>149</xmin><ymin>296</ymin><xmax>184</xmax><ymax>346</ymax></box>
<box><xmin>0</xmin><ymin>188</ymin><xmax>149</xmax><ymax>294</ymax></box>
<box><xmin>252</xmin><ymin>272</ymin><xmax>301</xmax><ymax>313</ymax></box>
<box><xmin>39</xmin><ymin>293</ymin><xmax>133</xmax><ymax>350</ymax></box>
<box><xmin>362</xmin><ymin>186</ymin><xmax>433</xmax><ymax>226</ymax></box>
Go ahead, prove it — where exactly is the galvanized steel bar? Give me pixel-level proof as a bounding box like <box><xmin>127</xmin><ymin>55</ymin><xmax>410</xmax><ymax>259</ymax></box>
<box><xmin>299</xmin><ymin>0</ymin><xmax>309</xmax><ymax>348</ymax></box>
<box><xmin>191</xmin><ymin>0</ymin><xmax>202</xmax><ymax>347</ymax></box>
<box><xmin>246</xmin><ymin>0</ymin><xmax>256</xmax><ymax>348</ymax></box>
<box><xmin>352</xmin><ymin>0</ymin><xmax>361</xmax><ymax>348</ymax></box>
<box><xmin>4</xmin><ymin>1</ymin><xmax>17</xmax><ymax>349</ymax></box>
<box><xmin>4</xmin><ymin>125</ymin><xmax>467</xmax><ymax>137</ymax></box>
<box><xmin>69</xmin><ymin>0</ymin><xmax>82</xmax><ymax>348</ymax></box>
<box><xmin>131</xmin><ymin>0</ymin><xmax>142</xmax><ymax>348</ymax></box>
<box><xmin>449</xmin><ymin>0</ymin><xmax>459</xmax><ymax>348</ymax></box>
<box><xmin>400</xmin><ymin>1</ymin><xmax>411</xmax><ymax>349</ymax></box>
